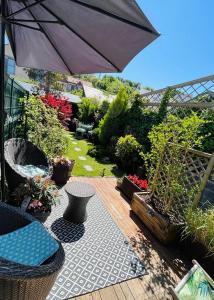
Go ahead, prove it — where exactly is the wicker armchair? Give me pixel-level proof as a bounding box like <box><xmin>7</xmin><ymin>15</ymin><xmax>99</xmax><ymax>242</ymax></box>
<box><xmin>4</xmin><ymin>138</ymin><xmax>52</xmax><ymax>191</ymax></box>
<box><xmin>0</xmin><ymin>202</ymin><xmax>65</xmax><ymax>300</ymax></box>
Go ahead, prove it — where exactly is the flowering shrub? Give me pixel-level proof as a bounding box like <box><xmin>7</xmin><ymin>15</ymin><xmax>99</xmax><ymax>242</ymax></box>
<box><xmin>128</xmin><ymin>175</ymin><xmax>148</xmax><ymax>190</ymax></box>
<box><xmin>41</xmin><ymin>94</ymin><xmax>72</xmax><ymax>128</ymax></box>
<box><xmin>51</xmin><ymin>156</ymin><xmax>74</xmax><ymax>170</ymax></box>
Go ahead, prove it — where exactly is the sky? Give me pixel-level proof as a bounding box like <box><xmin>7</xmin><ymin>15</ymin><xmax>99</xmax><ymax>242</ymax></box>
<box><xmin>110</xmin><ymin>0</ymin><xmax>214</xmax><ymax>89</ymax></box>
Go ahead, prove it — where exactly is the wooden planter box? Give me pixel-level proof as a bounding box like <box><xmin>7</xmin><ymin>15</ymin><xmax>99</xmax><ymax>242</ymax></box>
<box><xmin>120</xmin><ymin>176</ymin><xmax>142</xmax><ymax>201</ymax></box>
<box><xmin>131</xmin><ymin>192</ymin><xmax>182</xmax><ymax>244</ymax></box>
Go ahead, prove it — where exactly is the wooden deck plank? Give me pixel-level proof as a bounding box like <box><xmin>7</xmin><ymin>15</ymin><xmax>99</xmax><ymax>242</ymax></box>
<box><xmin>91</xmin><ymin>290</ymin><xmax>102</xmax><ymax>300</ymax></box>
<box><xmin>119</xmin><ymin>281</ymin><xmax>135</xmax><ymax>300</ymax></box>
<box><xmin>99</xmin><ymin>286</ymin><xmax>119</xmax><ymax>300</ymax></box>
<box><xmin>113</xmin><ymin>283</ymin><xmax>127</xmax><ymax>300</ymax></box>
<box><xmin>70</xmin><ymin>177</ymin><xmax>189</xmax><ymax>300</ymax></box>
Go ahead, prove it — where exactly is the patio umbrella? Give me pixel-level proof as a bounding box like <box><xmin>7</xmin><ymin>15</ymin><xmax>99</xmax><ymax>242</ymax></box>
<box><xmin>0</xmin><ymin>0</ymin><xmax>160</xmax><ymax>199</ymax></box>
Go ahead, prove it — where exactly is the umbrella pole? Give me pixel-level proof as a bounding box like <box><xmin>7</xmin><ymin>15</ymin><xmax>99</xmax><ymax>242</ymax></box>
<box><xmin>0</xmin><ymin>0</ymin><xmax>6</xmax><ymax>201</ymax></box>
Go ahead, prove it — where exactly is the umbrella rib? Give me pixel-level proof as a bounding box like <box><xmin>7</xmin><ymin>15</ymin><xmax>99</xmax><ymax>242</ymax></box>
<box><xmin>7</xmin><ymin>0</ymin><xmax>47</xmax><ymax>19</ymax></box>
<box><xmin>40</xmin><ymin>3</ymin><xmax>121</xmax><ymax>72</ymax></box>
<box><xmin>9</xmin><ymin>22</ymin><xmax>42</xmax><ymax>32</ymax></box>
<box><xmin>21</xmin><ymin>0</ymin><xmax>74</xmax><ymax>75</ymax></box>
<box><xmin>69</xmin><ymin>0</ymin><xmax>158</xmax><ymax>36</ymax></box>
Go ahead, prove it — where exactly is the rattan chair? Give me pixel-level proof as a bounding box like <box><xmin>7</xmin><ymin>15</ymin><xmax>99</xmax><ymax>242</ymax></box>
<box><xmin>0</xmin><ymin>201</ymin><xmax>65</xmax><ymax>300</ymax></box>
<box><xmin>4</xmin><ymin>138</ymin><xmax>52</xmax><ymax>191</ymax></box>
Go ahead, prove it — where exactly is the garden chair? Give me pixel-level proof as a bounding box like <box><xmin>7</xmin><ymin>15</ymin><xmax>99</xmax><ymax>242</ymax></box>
<box><xmin>0</xmin><ymin>201</ymin><xmax>65</xmax><ymax>300</ymax></box>
<box><xmin>170</xmin><ymin>260</ymin><xmax>214</xmax><ymax>300</ymax></box>
<box><xmin>4</xmin><ymin>138</ymin><xmax>52</xmax><ymax>191</ymax></box>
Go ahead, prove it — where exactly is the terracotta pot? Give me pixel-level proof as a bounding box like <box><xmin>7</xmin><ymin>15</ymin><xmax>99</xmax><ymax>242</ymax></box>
<box><xmin>131</xmin><ymin>192</ymin><xmax>182</xmax><ymax>244</ymax></box>
<box><xmin>120</xmin><ymin>176</ymin><xmax>142</xmax><ymax>201</ymax></box>
<box><xmin>52</xmin><ymin>160</ymin><xmax>75</xmax><ymax>185</ymax></box>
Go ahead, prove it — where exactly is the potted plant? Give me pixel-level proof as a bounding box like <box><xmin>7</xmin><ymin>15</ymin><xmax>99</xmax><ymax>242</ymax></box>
<box><xmin>131</xmin><ymin>113</ymin><xmax>205</xmax><ymax>244</ymax></box>
<box><xmin>119</xmin><ymin>175</ymin><xmax>148</xmax><ymax>201</ymax></box>
<box><xmin>179</xmin><ymin>204</ymin><xmax>214</xmax><ymax>277</ymax></box>
<box><xmin>51</xmin><ymin>156</ymin><xmax>75</xmax><ymax>185</ymax></box>
<box><xmin>12</xmin><ymin>176</ymin><xmax>60</xmax><ymax>222</ymax></box>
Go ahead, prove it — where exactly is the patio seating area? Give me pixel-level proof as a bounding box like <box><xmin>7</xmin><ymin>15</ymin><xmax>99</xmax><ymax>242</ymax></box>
<box><xmin>59</xmin><ymin>177</ymin><xmax>189</xmax><ymax>300</ymax></box>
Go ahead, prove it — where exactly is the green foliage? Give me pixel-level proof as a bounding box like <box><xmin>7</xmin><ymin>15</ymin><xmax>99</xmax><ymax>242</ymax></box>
<box><xmin>94</xmin><ymin>100</ymin><xmax>110</xmax><ymax>126</ymax></box>
<box><xmin>78</xmin><ymin>97</ymin><xmax>99</xmax><ymax>123</ymax></box>
<box><xmin>115</xmin><ymin>135</ymin><xmax>144</xmax><ymax>172</ymax></box>
<box><xmin>99</xmin><ymin>87</ymin><xmax>128</xmax><ymax>144</ymax></box>
<box><xmin>183</xmin><ymin>204</ymin><xmax>214</xmax><ymax>256</ymax></box>
<box><xmin>71</xmin><ymin>89</ymin><xmax>84</xmax><ymax>97</ymax></box>
<box><xmin>199</xmin><ymin>110</ymin><xmax>214</xmax><ymax>153</ymax></box>
<box><xmin>21</xmin><ymin>95</ymin><xmax>69</xmax><ymax>158</ymax></box>
<box><xmin>157</xmin><ymin>88</ymin><xmax>175</xmax><ymax>121</ymax></box>
<box><xmin>145</xmin><ymin>113</ymin><xmax>205</xmax><ymax>218</ymax></box>
<box><xmin>24</xmin><ymin>68</ymin><xmax>67</xmax><ymax>93</ymax></box>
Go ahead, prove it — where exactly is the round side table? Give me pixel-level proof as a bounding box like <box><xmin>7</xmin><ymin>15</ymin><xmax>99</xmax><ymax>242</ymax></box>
<box><xmin>63</xmin><ymin>181</ymin><xmax>95</xmax><ymax>223</ymax></box>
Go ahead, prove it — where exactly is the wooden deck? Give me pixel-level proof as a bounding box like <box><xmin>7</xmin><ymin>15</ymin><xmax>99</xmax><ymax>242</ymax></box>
<box><xmin>69</xmin><ymin>177</ymin><xmax>190</xmax><ymax>300</ymax></box>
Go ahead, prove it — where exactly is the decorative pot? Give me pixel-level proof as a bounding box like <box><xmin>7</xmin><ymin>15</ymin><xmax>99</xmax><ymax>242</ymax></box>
<box><xmin>52</xmin><ymin>160</ymin><xmax>75</xmax><ymax>185</ymax></box>
<box><xmin>131</xmin><ymin>192</ymin><xmax>182</xmax><ymax>244</ymax></box>
<box><xmin>120</xmin><ymin>176</ymin><xmax>142</xmax><ymax>201</ymax></box>
<box><xmin>30</xmin><ymin>210</ymin><xmax>51</xmax><ymax>223</ymax></box>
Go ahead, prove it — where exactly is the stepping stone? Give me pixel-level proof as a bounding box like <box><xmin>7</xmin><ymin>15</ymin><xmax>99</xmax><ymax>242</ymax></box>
<box><xmin>72</xmin><ymin>141</ymin><xmax>77</xmax><ymax>145</ymax></box>
<box><xmin>78</xmin><ymin>156</ymin><xmax>86</xmax><ymax>161</ymax></box>
<box><xmin>74</xmin><ymin>147</ymin><xmax>81</xmax><ymax>152</ymax></box>
<box><xmin>83</xmin><ymin>165</ymin><xmax>94</xmax><ymax>171</ymax></box>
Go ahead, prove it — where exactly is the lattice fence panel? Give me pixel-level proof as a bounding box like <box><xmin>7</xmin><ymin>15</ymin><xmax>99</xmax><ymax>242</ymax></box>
<box><xmin>149</xmin><ymin>145</ymin><xmax>213</xmax><ymax>215</ymax></box>
<box><xmin>141</xmin><ymin>75</ymin><xmax>214</xmax><ymax>117</ymax></box>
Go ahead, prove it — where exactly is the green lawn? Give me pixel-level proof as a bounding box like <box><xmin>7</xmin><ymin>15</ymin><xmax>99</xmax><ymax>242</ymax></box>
<box><xmin>64</xmin><ymin>134</ymin><xmax>124</xmax><ymax>177</ymax></box>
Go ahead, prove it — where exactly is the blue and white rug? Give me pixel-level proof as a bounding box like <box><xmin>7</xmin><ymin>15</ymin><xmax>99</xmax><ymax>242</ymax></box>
<box><xmin>46</xmin><ymin>187</ymin><xmax>146</xmax><ymax>300</ymax></box>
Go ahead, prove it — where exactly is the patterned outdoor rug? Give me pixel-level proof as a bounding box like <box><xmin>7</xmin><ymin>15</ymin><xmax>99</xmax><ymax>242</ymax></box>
<box><xmin>46</xmin><ymin>187</ymin><xmax>146</xmax><ymax>300</ymax></box>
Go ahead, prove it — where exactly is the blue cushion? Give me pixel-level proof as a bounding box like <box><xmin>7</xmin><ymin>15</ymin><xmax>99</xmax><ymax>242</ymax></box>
<box><xmin>15</xmin><ymin>164</ymin><xmax>49</xmax><ymax>178</ymax></box>
<box><xmin>0</xmin><ymin>221</ymin><xmax>59</xmax><ymax>266</ymax></box>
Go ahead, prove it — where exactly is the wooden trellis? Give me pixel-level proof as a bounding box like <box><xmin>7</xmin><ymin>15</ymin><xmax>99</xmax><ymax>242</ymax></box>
<box><xmin>141</xmin><ymin>75</ymin><xmax>214</xmax><ymax>117</ymax></box>
<box><xmin>142</xmin><ymin>75</ymin><xmax>214</xmax><ymax>210</ymax></box>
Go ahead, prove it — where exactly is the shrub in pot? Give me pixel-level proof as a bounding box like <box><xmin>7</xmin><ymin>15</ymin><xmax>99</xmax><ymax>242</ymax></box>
<box><xmin>180</xmin><ymin>204</ymin><xmax>214</xmax><ymax>276</ymax></box>
<box><xmin>51</xmin><ymin>156</ymin><xmax>75</xmax><ymax>185</ymax></box>
<box><xmin>131</xmin><ymin>113</ymin><xmax>205</xmax><ymax>244</ymax></box>
<box><xmin>12</xmin><ymin>176</ymin><xmax>60</xmax><ymax>222</ymax></box>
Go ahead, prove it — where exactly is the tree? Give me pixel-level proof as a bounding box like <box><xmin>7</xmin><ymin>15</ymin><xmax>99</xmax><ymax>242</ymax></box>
<box><xmin>98</xmin><ymin>87</ymin><xmax>128</xmax><ymax>144</ymax></box>
<box><xmin>24</xmin><ymin>68</ymin><xmax>67</xmax><ymax>94</ymax></box>
<box><xmin>78</xmin><ymin>97</ymin><xmax>99</xmax><ymax>123</ymax></box>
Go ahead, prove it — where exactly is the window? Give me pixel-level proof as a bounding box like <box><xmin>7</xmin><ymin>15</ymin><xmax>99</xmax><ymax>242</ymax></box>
<box><xmin>6</xmin><ymin>57</ymin><xmax>15</xmax><ymax>75</ymax></box>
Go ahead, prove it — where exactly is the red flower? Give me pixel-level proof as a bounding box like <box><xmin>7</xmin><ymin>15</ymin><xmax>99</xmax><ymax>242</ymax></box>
<box><xmin>128</xmin><ymin>175</ymin><xmax>148</xmax><ymax>190</ymax></box>
<box><xmin>40</xmin><ymin>94</ymin><xmax>72</xmax><ymax>129</ymax></box>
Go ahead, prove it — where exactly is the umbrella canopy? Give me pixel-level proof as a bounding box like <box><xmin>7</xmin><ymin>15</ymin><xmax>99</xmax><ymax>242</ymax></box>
<box><xmin>0</xmin><ymin>0</ymin><xmax>160</xmax><ymax>199</ymax></box>
<box><xmin>6</xmin><ymin>0</ymin><xmax>159</xmax><ymax>74</ymax></box>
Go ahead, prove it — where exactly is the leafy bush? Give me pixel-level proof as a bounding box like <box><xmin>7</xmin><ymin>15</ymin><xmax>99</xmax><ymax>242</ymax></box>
<box><xmin>87</xmin><ymin>145</ymin><xmax>108</xmax><ymax>159</ymax></box>
<box><xmin>183</xmin><ymin>205</ymin><xmax>214</xmax><ymax>256</ymax></box>
<box><xmin>78</xmin><ymin>97</ymin><xmax>99</xmax><ymax>123</ymax></box>
<box><xmin>199</xmin><ymin>110</ymin><xmax>214</xmax><ymax>153</ymax></box>
<box><xmin>94</xmin><ymin>100</ymin><xmax>110</xmax><ymax>126</ymax></box>
<box><xmin>115</xmin><ymin>135</ymin><xmax>144</xmax><ymax>172</ymax></box>
<box><xmin>21</xmin><ymin>95</ymin><xmax>69</xmax><ymax>158</ymax></box>
<box><xmin>99</xmin><ymin>87</ymin><xmax>128</xmax><ymax>144</ymax></box>
<box><xmin>125</xmin><ymin>89</ymin><xmax>171</xmax><ymax>151</ymax></box>
<box><xmin>145</xmin><ymin>113</ymin><xmax>205</xmax><ymax>220</ymax></box>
